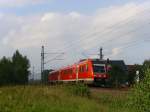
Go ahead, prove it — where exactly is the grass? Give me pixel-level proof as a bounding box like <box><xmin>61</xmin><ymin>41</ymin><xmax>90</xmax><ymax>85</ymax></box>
<box><xmin>0</xmin><ymin>85</ymin><xmax>134</xmax><ymax>112</ymax></box>
<box><xmin>91</xmin><ymin>89</ymin><xmax>131</xmax><ymax>112</ymax></box>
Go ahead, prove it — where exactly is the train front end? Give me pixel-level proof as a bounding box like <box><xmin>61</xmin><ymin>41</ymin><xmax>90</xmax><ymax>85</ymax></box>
<box><xmin>92</xmin><ymin>60</ymin><xmax>110</xmax><ymax>86</ymax></box>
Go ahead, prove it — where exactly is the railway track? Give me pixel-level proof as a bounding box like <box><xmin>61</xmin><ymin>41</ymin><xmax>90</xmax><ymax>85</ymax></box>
<box><xmin>90</xmin><ymin>87</ymin><xmax>129</xmax><ymax>95</ymax></box>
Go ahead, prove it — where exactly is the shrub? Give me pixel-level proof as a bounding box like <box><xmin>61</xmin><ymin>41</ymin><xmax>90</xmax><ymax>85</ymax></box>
<box><xmin>127</xmin><ymin>68</ymin><xmax>150</xmax><ymax>112</ymax></box>
<box><xmin>67</xmin><ymin>83</ymin><xmax>91</xmax><ymax>97</ymax></box>
<box><xmin>108</xmin><ymin>65</ymin><xmax>127</xmax><ymax>88</ymax></box>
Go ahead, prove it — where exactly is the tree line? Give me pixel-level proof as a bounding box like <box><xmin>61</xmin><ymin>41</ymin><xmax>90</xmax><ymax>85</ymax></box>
<box><xmin>0</xmin><ymin>50</ymin><xmax>30</xmax><ymax>85</ymax></box>
<box><xmin>109</xmin><ymin>59</ymin><xmax>150</xmax><ymax>87</ymax></box>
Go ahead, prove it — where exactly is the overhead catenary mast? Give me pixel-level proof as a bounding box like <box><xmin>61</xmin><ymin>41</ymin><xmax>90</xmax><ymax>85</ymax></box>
<box><xmin>32</xmin><ymin>66</ymin><xmax>35</xmax><ymax>81</ymax></box>
<box><xmin>99</xmin><ymin>47</ymin><xmax>104</xmax><ymax>60</ymax></box>
<box><xmin>41</xmin><ymin>46</ymin><xmax>44</xmax><ymax>82</ymax></box>
<box><xmin>41</xmin><ymin>45</ymin><xmax>65</xmax><ymax>84</ymax></box>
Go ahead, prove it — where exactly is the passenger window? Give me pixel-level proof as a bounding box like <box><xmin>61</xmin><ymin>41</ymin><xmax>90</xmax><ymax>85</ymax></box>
<box><xmin>82</xmin><ymin>66</ymin><xmax>84</xmax><ymax>72</ymax></box>
<box><xmin>82</xmin><ymin>66</ymin><xmax>85</xmax><ymax>72</ymax></box>
<box><xmin>86</xmin><ymin>64</ymin><xmax>88</xmax><ymax>71</ymax></box>
<box><xmin>79</xmin><ymin>67</ymin><xmax>82</xmax><ymax>73</ymax></box>
<box><xmin>70</xmin><ymin>69</ymin><xmax>73</xmax><ymax>74</ymax></box>
<box><xmin>79</xmin><ymin>66</ymin><xmax>86</xmax><ymax>73</ymax></box>
<box><xmin>76</xmin><ymin>68</ymin><xmax>78</xmax><ymax>73</ymax></box>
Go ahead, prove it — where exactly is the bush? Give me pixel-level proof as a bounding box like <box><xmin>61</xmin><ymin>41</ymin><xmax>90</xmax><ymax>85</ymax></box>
<box><xmin>66</xmin><ymin>83</ymin><xmax>91</xmax><ymax>97</ymax></box>
<box><xmin>127</xmin><ymin>68</ymin><xmax>150</xmax><ymax>112</ymax></box>
<box><xmin>108</xmin><ymin>65</ymin><xmax>127</xmax><ymax>88</ymax></box>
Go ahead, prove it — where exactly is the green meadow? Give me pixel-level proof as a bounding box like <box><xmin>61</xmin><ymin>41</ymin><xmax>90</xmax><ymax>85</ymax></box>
<box><xmin>0</xmin><ymin>85</ymin><xmax>134</xmax><ymax>112</ymax></box>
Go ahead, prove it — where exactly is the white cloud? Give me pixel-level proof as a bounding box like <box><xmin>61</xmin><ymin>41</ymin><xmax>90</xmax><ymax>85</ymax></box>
<box><xmin>111</xmin><ymin>48</ymin><xmax>121</xmax><ymax>57</ymax></box>
<box><xmin>69</xmin><ymin>12</ymin><xmax>82</xmax><ymax>19</ymax></box>
<box><xmin>0</xmin><ymin>1</ymin><xmax>150</xmax><ymax>71</ymax></box>
<box><xmin>41</xmin><ymin>13</ymin><xmax>58</xmax><ymax>22</ymax></box>
<box><xmin>0</xmin><ymin>13</ymin><xmax>4</xmax><ymax>19</ymax></box>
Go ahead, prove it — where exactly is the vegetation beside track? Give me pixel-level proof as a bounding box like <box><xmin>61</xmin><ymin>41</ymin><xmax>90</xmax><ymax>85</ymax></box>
<box><xmin>0</xmin><ymin>85</ymin><xmax>134</xmax><ymax>112</ymax></box>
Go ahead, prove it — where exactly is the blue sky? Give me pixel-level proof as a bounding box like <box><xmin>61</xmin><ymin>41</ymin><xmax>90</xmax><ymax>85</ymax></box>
<box><xmin>0</xmin><ymin>0</ymin><xmax>144</xmax><ymax>15</ymax></box>
<box><xmin>0</xmin><ymin>0</ymin><xmax>150</xmax><ymax>78</ymax></box>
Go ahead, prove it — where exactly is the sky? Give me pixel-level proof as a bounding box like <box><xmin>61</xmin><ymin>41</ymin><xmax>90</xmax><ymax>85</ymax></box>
<box><xmin>0</xmin><ymin>0</ymin><xmax>150</xmax><ymax>79</ymax></box>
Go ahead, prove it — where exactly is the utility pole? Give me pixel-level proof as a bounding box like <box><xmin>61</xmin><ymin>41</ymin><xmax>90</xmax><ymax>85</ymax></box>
<box><xmin>41</xmin><ymin>46</ymin><xmax>44</xmax><ymax>83</ymax></box>
<box><xmin>99</xmin><ymin>47</ymin><xmax>104</xmax><ymax>60</ymax></box>
<box><xmin>32</xmin><ymin>66</ymin><xmax>35</xmax><ymax>81</ymax></box>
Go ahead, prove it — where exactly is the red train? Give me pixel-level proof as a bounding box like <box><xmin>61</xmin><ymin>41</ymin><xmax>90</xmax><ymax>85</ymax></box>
<box><xmin>48</xmin><ymin>59</ymin><xmax>110</xmax><ymax>85</ymax></box>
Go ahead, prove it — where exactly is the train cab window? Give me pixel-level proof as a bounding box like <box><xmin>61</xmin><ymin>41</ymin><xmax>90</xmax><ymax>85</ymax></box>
<box><xmin>93</xmin><ymin>64</ymin><xmax>105</xmax><ymax>73</ymax></box>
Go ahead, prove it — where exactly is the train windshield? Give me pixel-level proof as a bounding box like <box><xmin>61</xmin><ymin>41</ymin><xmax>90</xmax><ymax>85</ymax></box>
<box><xmin>93</xmin><ymin>64</ymin><xmax>105</xmax><ymax>73</ymax></box>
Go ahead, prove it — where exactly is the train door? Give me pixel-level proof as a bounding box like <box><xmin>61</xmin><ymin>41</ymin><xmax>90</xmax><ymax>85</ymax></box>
<box><xmin>76</xmin><ymin>65</ymin><xmax>79</xmax><ymax>82</ymax></box>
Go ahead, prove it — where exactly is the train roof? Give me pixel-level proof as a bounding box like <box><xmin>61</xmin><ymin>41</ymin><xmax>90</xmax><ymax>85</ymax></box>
<box><xmin>49</xmin><ymin>59</ymin><xmax>91</xmax><ymax>73</ymax></box>
<box><xmin>49</xmin><ymin>58</ymin><xmax>128</xmax><ymax>74</ymax></box>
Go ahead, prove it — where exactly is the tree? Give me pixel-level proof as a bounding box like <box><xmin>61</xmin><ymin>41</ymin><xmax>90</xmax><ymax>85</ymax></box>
<box><xmin>108</xmin><ymin>65</ymin><xmax>127</xmax><ymax>88</ymax></box>
<box><xmin>141</xmin><ymin>59</ymin><xmax>150</xmax><ymax>80</ymax></box>
<box><xmin>0</xmin><ymin>57</ymin><xmax>13</xmax><ymax>85</ymax></box>
<box><xmin>143</xmin><ymin>59</ymin><xmax>150</xmax><ymax>69</ymax></box>
<box><xmin>0</xmin><ymin>50</ymin><xmax>30</xmax><ymax>85</ymax></box>
<box><xmin>12</xmin><ymin>50</ymin><xmax>30</xmax><ymax>84</ymax></box>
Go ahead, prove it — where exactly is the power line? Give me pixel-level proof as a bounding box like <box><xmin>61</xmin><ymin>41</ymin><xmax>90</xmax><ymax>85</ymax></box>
<box><xmin>49</xmin><ymin>20</ymin><xmax>150</xmax><ymax>67</ymax></box>
<box><xmin>44</xmin><ymin>54</ymin><xmax>64</xmax><ymax>64</ymax></box>
<box><xmin>49</xmin><ymin>7</ymin><xmax>150</xmax><ymax>56</ymax></box>
<box><xmin>44</xmin><ymin>6</ymin><xmax>150</xmax><ymax>68</ymax></box>
<box><xmin>47</xmin><ymin>7</ymin><xmax>149</xmax><ymax>64</ymax></box>
<box><xmin>44</xmin><ymin>52</ymin><xmax>65</xmax><ymax>54</ymax></box>
<box><xmin>82</xmin><ymin>33</ymin><xmax>150</xmax><ymax>60</ymax></box>
<box><xmin>79</xmin><ymin>17</ymin><xmax>150</xmax><ymax>56</ymax></box>
<box><xmin>41</xmin><ymin>45</ymin><xmax>65</xmax><ymax>71</ymax></box>
<box><xmin>105</xmin><ymin>37</ymin><xmax>150</xmax><ymax>58</ymax></box>
<box><xmin>54</xmin><ymin>10</ymin><xmax>150</xmax><ymax>64</ymax></box>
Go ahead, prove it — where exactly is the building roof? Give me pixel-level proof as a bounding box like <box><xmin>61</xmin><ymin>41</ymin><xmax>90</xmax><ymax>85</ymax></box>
<box><xmin>92</xmin><ymin>59</ymin><xmax>128</xmax><ymax>72</ymax></box>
